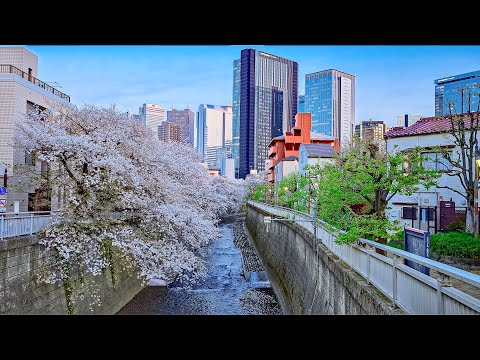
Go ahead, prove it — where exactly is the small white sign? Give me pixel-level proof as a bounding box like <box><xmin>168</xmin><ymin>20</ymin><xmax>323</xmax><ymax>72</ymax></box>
<box><xmin>0</xmin><ymin>195</ymin><xmax>6</xmax><ymax>213</ymax></box>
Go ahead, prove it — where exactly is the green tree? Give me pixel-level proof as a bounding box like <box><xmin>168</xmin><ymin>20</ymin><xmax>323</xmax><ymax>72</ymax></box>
<box><xmin>275</xmin><ymin>173</ymin><xmax>308</xmax><ymax>212</ymax></box>
<box><xmin>433</xmin><ymin>85</ymin><xmax>480</xmax><ymax>235</ymax></box>
<box><xmin>308</xmin><ymin>139</ymin><xmax>439</xmax><ymax>247</ymax></box>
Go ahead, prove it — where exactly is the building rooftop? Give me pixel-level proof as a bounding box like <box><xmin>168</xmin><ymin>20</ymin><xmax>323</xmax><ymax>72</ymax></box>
<box><xmin>301</xmin><ymin>144</ymin><xmax>337</xmax><ymax>158</ymax></box>
<box><xmin>0</xmin><ymin>64</ymin><xmax>70</xmax><ymax>102</ymax></box>
<box><xmin>384</xmin><ymin>114</ymin><xmax>479</xmax><ymax>139</ymax></box>
<box><xmin>279</xmin><ymin>156</ymin><xmax>297</xmax><ymax>162</ymax></box>
<box><xmin>434</xmin><ymin>70</ymin><xmax>480</xmax><ymax>84</ymax></box>
<box><xmin>310</xmin><ymin>132</ymin><xmax>336</xmax><ymax>141</ymax></box>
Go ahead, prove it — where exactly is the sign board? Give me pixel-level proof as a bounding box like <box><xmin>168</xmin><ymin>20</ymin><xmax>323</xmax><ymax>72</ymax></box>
<box><xmin>403</xmin><ymin>226</ymin><xmax>430</xmax><ymax>275</ymax></box>
<box><xmin>0</xmin><ymin>187</ymin><xmax>6</xmax><ymax>195</ymax></box>
<box><xmin>0</xmin><ymin>195</ymin><xmax>6</xmax><ymax>213</ymax></box>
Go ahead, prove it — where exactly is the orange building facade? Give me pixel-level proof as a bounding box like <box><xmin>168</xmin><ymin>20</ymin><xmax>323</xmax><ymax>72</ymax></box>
<box><xmin>267</xmin><ymin>113</ymin><xmax>339</xmax><ymax>183</ymax></box>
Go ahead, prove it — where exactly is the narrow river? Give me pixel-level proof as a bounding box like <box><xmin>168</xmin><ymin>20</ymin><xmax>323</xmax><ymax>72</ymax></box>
<box><xmin>117</xmin><ymin>217</ymin><xmax>282</xmax><ymax>315</ymax></box>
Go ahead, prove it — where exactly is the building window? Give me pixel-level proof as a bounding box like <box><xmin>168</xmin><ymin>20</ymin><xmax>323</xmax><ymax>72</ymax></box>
<box><xmin>25</xmin><ymin>151</ymin><xmax>36</xmax><ymax>165</ymax></box>
<box><xmin>421</xmin><ymin>152</ymin><xmax>450</xmax><ymax>171</ymax></box>
<box><xmin>402</xmin><ymin>207</ymin><xmax>417</xmax><ymax>220</ymax></box>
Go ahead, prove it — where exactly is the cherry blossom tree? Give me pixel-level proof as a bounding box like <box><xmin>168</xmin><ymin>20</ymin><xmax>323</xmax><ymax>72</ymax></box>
<box><xmin>16</xmin><ymin>104</ymin><xmax>243</xmax><ymax>312</ymax></box>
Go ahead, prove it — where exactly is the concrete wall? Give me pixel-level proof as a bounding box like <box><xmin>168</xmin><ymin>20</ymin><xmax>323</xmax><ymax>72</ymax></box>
<box><xmin>0</xmin><ymin>235</ymin><xmax>143</xmax><ymax>315</ymax></box>
<box><xmin>246</xmin><ymin>204</ymin><xmax>402</xmax><ymax>315</ymax></box>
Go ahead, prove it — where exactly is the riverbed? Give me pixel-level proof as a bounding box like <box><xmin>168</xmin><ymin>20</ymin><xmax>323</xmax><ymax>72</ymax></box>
<box><xmin>117</xmin><ymin>218</ymin><xmax>282</xmax><ymax>315</ymax></box>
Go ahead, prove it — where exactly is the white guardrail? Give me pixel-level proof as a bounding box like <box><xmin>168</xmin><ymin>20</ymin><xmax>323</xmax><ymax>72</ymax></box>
<box><xmin>249</xmin><ymin>201</ymin><xmax>480</xmax><ymax>315</ymax></box>
<box><xmin>0</xmin><ymin>212</ymin><xmax>54</xmax><ymax>240</ymax></box>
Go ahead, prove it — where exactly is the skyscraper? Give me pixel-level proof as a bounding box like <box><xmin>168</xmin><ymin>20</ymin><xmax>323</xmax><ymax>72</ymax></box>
<box><xmin>196</xmin><ymin>104</ymin><xmax>233</xmax><ymax>167</ymax></box>
<box><xmin>305</xmin><ymin>69</ymin><xmax>355</xmax><ymax>150</ymax></box>
<box><xmin>232</xmin><ymin>59</ymin><xmax>241</xmax><ymax>178</ymax></box>
<box><xmin>139</xmin><ymin>103</ymin><xmax>165</xmax><ymax>138</ymax></box>
<box><xmin>298</xmin><ymin>95</ymin><xmax>305</xmax><ymax>113</ymax></box>
<box><xmin>166</xmin><ymin>108</ymin><xmax>195</xmax><ymax>145</ymax></box>
<box><xmin>434</xmin><ymin>70</ymin><xmax>480</xmax><ymax>116</ymax></box>
<box><xmin>235</xmin><ymin>49</ymin><xmax>298</xmax><ymax>179</ymax></box>
<box><xmin>158</xmin><ymin>122</ymin><xmax>181</xmax><ymax>142</ymax></box>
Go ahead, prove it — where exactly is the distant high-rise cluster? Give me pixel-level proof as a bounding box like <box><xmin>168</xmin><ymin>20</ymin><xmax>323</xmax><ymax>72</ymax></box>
<box><xmin>396</xmin><ymin>114</ymin><xmax>423</xmax><ymax>128</ymax></box>
<box><xmin>158</xmin><ymin>122</ymin><xmax>181</xmax><ymax>142</ymax></box>
<box><xmin>166</xmin><ymin>108</ymin><xmax>195</xmax><ymax>145</ymax></box>
<box><xmin>139</xmin><ymin>103</ymin><xmax>165</xmax><ymax>138</ymax></box>
<box><xmin>355</xmin><ymin>120</ymin><xmax>390</xmax><ymax>142</ymax></box>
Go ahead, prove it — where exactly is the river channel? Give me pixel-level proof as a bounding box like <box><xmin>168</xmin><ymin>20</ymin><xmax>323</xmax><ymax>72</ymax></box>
<box><xmin>117</xmin><ymin>216</ymin><xmax>282</xmax><ymax>315</ymax></box>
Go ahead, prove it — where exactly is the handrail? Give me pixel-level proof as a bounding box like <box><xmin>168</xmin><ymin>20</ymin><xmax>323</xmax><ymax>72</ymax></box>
<box><xmin>249</xmin><ymin>201</ymin><xmax>480</xmax><ymax>289</ymax></box>
<box><xmin>0</xmin><ymin>64</ymin><xmax>70</xmax><ymax>102</ymax></box>
<box><xmin>0</xmin><ymin>211</ymin><xmax>55</xmax><ymax>240</ymax></box>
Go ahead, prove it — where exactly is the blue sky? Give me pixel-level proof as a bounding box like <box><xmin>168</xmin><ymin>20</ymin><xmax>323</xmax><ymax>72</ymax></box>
<box><xmin>21</xmin><ymin>45</ymin><xmax>480</xmax><ymax>125</ymax></box>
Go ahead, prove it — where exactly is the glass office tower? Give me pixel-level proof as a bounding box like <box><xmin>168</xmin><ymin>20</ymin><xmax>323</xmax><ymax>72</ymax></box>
<box><xmin>235</xmin><ymin>49</ymin><xmax>298</xmax><ymax>179</ymax></box>
<box><xmin>435</xmin><ymin>70</ymin><xmax>480</xmax><ymax>116</ymax></box>
<box><xmin>305</xmin><ymin>69</ymin><xmax>355</xmax><ymax>150</ymax></box>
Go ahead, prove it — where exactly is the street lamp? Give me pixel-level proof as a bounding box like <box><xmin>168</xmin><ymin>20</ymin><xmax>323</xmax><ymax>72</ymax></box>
<box><xmin>475</xmin><ymin>146</ymin><xmax>480</xmax><ymax>238</ymax></box>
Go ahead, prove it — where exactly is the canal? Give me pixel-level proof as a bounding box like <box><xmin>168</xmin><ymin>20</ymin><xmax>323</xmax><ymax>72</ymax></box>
<box><xmin>117</xmin><ymin>216</ymin><xmax>282</xmax><ymax>315</ymax></box>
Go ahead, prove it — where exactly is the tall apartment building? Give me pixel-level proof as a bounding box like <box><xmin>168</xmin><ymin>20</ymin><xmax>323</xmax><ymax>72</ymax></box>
<box><xmin>435</xmin><ymin>70</ymin><xmax>480</xmax><ymax>116</ymax></box>
<box><xmin>305</xmin><ymin>69</ymin><xmax>355</xmax><ymax>150</ymax></box>
<box><xmin>354</xmin><ymin>120</ymin><xmax>391</xmax><ymax>142</ymax></box>
<box><xmin>139</xmin><ymin>103</ymin><xmax>165</xmax><ymax>138</ymax></box>
<box><xmin>158</xmin><ymin>122</ymin><xmax>181</xmax><ymax>142</ymax></box>
<box><xmin>234</xmin><ymin>49</ymin><xmax>298</xmax><ymax>179</ymax></box>
<box><xmin>0</xmin><ymin>47</ymin><xmax>71</xmax><ymax>212</ymax></box>
<box><xmin>196</xmin><ymin>104</ymin><xmax>232</xmax><ymax>167</ymax></box>
<box><xmin>166</xmin><ymin>108</ymin><xmax>194</xmax><ymax>145</ymax></box>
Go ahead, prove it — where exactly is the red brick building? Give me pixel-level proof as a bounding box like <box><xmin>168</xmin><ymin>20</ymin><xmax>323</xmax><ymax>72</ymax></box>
<box><xmin>267</xmin><ymin>113</ymin><xmax>339</xmax><ymax>183</ymax></box>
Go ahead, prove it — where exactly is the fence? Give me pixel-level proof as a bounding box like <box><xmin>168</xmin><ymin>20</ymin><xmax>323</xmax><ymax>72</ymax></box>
<box><xmin>249</xmin><ymin>200</ymin><xmax>480</xmax><ymax>315</ymax></box>
<box><xmin>0</xmin><ymin>212</ymin><xmax>54</xmax><ymax>240</ymax></box>
<box><xmin>0</xmin><ymin>64</ymin><xmax>70</xmax><ymax>102</ymax></box>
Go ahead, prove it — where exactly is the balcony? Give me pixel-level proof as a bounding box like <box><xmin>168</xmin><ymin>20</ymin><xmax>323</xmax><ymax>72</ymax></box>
<box><xmin>267</xmin><ymin>158</ymin><xmax>277</xmax><ymax>170</ymax></box>
<box><xmin>267</xmin><ymin>172</ymin><xmax>274</xmax><ymax>183</ymax></box>
<box><xmin>268</xmin><ymin>146</ymin><xmax>277</xmax><ymax>157</ymax></box>
<box><xmin>0</xmin><ymin>64</ymin><xmax>70</xmax><ymax>102</ymax></box>
<box><xmin>285</xmin><ymin>135</ymin><xmax>303</xmax><ymax>144</ymax></box>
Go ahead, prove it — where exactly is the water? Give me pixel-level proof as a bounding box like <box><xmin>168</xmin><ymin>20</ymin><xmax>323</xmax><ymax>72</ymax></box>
<box><xmin>117</xmin><ymin>219</ymin><xmax>282</xmax><ymax>315</ymax></box>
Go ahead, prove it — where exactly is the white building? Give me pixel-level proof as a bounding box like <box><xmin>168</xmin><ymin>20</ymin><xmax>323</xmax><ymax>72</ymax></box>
<box><xmin>274</xmin><ymin>156</ymin><xmax>298</xmax><ymax>184</ymax></box>
<box><xmin>196</xmin><ymin>104</ymin><xmax>232</xmax><ymax>167</ymax></box>
<box><xmin>221</xmin><ymin>158</ymin><xmax>235</xmax><ymax>179</ymax></box>
<box><xmin>0</xmin><ymin>47</ymin><xmax>72</xmax><ymax>211</ymax></box>
<box><xmin>298</xmin><ymin>143</ymin><xmax>337</xmax><ymax>177</ymax></box>
<box><xmin>139</xmin><ymin>103</ymin><xmax>165</xmax><ymax>137</ymax></box>
<box><xmin>385</xmin><ymin>116</ymin><xmax>472</xmax><ymax>231</ymax></box>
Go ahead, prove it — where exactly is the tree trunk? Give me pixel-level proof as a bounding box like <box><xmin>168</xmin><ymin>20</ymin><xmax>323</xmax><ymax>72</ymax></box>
<box><xmin>466</xmin><ymin>206</ymin><xmax>475</xmax><ymax>234</ymax></box>
<box><xmin>374</xmin><ymin>195</ymin><xmax>388</xmax><ymax>256</ymax></box>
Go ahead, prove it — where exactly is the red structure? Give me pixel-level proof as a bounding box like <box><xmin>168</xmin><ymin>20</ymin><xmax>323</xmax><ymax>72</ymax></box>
<box><xmin>267</xmin><ymin>113</ymin><xmax>339</xmax><ymax>183</ymax></box>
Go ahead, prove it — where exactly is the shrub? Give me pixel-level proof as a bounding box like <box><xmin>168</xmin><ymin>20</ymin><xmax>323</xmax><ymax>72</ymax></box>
<box><xmin>430</xmin><ymin>232</ymin><xmax>480</xmax><ymax>259</ymax></box>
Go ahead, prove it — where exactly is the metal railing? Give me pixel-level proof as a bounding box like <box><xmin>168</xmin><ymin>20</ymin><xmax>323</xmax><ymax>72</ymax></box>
<box><xmin>0</xmin><ymin>64</ymin><xmax>70</xmax><ymax>102</ymax></box>
<box><xmin>249</xmin><ymin>200</ymin><xmax>480</xmax><ymax>315</ymax></box>
<box><xmin>0</xmin><ymin>212</ymin><xmax>54</xmax><ymax>240</ymax></box>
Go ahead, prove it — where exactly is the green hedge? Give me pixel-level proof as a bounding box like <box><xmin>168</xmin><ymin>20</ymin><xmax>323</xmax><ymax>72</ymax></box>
<box><xmin>387</xmin><ymin>231</ymin><xmax>480</xmax><ymax>259</ymax></box>
<box><xmin>430</xmin><ymin>232</ymin><xmax>480</xmax><ymax>259</ymax></box>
